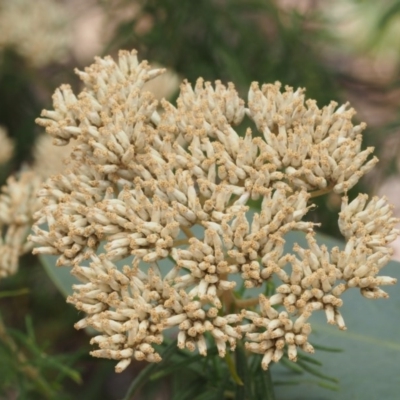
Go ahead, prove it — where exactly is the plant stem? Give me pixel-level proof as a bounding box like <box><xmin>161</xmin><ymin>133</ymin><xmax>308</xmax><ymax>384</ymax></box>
<box><xmin>221</xmin><ymin>275</ymin><xmax>235</xmax><ymax>313</ymax></box>
<box><xmin>181</xmin><ymin>226</ymin><xmax>195</xmax><ymax>238</ymax></box>
<box><xmin>234</xmin><ymin>297</ymin><xmax>259</xmax><ymax>309</ymax></box>
<box><xmin>172</xmin><ymin>238</ymin><xmax>190</xmax><ymax>247</ymax></box>
<box><xmin>221</xmin><ymin>290</ymin><xmax>259</xmax><ymax>314</ymax></box>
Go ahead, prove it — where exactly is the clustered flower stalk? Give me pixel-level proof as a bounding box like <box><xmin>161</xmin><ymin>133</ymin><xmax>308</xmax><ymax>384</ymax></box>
<box><xmin>30</xmin><ymin>50</ymin><xmax>399</xmax><ymax>373</ymax></box>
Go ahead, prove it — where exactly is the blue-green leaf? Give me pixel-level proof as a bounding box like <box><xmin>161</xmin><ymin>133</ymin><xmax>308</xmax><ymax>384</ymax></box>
<box><xmin>38</xmin><ymin>221</ymin><xmax>400</xmax><ymax>399</ymax></box>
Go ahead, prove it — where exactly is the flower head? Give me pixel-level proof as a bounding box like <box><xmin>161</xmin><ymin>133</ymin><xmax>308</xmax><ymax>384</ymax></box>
<box><xmin>0</xmin><ymin>0</ymin><xmax>71</xmax><ymax>67</ymax></box>
<box><xmin>0</xmin><ymin>171</ymin><xmax>42</xmax><ymax>278</ymax></box>
<box><xmin>31</xmin><ymin>50</ymin><xmax>399</xmax><ymax>372</ymax></box>
<box><xmin>0</xmin><ymin>133</ymin><xmax>73</xmax><ymax>280</ymax></box>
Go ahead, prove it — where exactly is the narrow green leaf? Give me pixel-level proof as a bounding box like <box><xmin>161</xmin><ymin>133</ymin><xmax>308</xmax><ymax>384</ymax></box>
<box><xmin>24</xmin><ymin>316</ymin><xmax>36</xmax><ymax>343</ymax></box>
<box><xmin>296</xmin><ymin>360</ymin><xmax>338</xmax><ymax>383</ymax></box>
<box><xmin>297</xmin><ymin>353</ymin><xmax>323</xmax><ymax>366</ymax></box>
<box><xmin>149</xmin><ymin>346</ymin><xmax>219</xmax><ymax>381</ymax></box>
<box><xmin>274</xmin><ymin>379</ymin><xmax>339</xmax><ymax>391</ymax></box>
<box><xmin>274</xmin><ymin>380</ymin><xmax>301</xmax><ymax>386</ymax></box>
<box><xmin>234</xmin><ymin>343</ymin><xmax>247</xmax><ymax>400</ymax></box>
<box><xmin>224</xmin><ymin>351</ymin><xmax>243</xmax><ymax>386</ymax></box>
<box><xmin>264</xmin><ymin>279</ymin><xmax>275</xmax><ymax>297</ymax></box>
<box><xmin>0</xmin><ymin>288</ymin><xmax>29</xmax><ymax>298</ymax></box>
<box><xmin>316</xmin><ymin>381</ymin><xmax>340</xmax><ymax>391</ymax></box>
<box><xmin>311</xmin><ymin>343</ymin><xmax>343</xmax><ymax>353</ymax></box>
<box><xmin>41</xmin><ymin>352</ymin><xmax>83</xmax><ymax>384</ymax></box>
<box><xmin>249</xmin><ymin>353</ymin><xmax>262</xmax><ymax>373</ymax></box>
<box><xmin>259</xmin><ymin>368</ymin><xmax>276</xmax><ymax>400</ymax></box>
<box><xmin>280</xmin><ymin>356</ymin><xmax>304</xmax><ymax>374</ymax></box>
<box><xmin>212</xmin><ymin>373</ymin><xmax>231</xmax><ymax>400</ymax></box>
<box><xmin>173</xmin><ymin>381</ymin><xmax>207</xmax><ymax>400</ymax></box>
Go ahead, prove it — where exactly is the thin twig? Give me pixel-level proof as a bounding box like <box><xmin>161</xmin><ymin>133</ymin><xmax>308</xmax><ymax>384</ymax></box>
<box><xmin>172</xmin><ymin>238</ymin><xmax>190</xmax><ymax>247</ymax></box>
<box><xmin>220</xmin><ymin>276</ymin><xmax>235</xmax><ymax>313</ymax></box>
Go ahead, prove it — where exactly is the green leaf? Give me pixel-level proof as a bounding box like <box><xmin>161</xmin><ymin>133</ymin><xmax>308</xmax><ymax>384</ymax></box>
<box><xmin>225</xmin><ymin>351</ymin><xmax>243</xmax><ymax>386</ymax></box>
<box><xmin>149</xmin><ymin>346</ymin><xmax>219</xmax><ymax>381</ymax></box>
<box><xmin>234</xmin><ymin>343</ymin><xmax>247</xmax><ymax>399</ymax></box>
<box><xmin>212</xmin><ymin>373</ymin><xmax>232</xmax><ymax>400</ymax></box>
<box><xmin>297</xmin><ymin>353</ymin><xmax>323</xmax><ymax>367</ymax></box>
<box><xmin>254</xmin><ymin>367</ymin><xmax>276</xmax><ymax>400</ymax></box>
<box><xmin>274</xmin><ymin>379</ymin><xmax>339</xmax><ymax>391</ymax></box>
<box><xmin>295</xmin><ymin>360</ymin><xmax>338</xmax><ymax>383</ymax></box>
<box><xmin>0</xmin><ymin>288</ymin><xmax>30</xmax><ymax>298</ymax></box>
<box><xmin>173</xmin><ymin>381</ymin><xmax>208</xmax><ymax>400</ymax></box>
<box><xmin>310</xmin><ymin>343</ymin><xmax>342</xmax><ymax>353</ymax></box>
<box><xmin>280</xmin><ymin>356</ymin><xmax>304</xmax><ymax>374</ymax></box>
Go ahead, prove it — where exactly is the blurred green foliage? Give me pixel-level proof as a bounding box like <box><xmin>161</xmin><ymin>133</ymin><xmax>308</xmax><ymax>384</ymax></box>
<box><xmin>106</xmin><ymin>0</ymin><xmax>339</xmax><ymax>103</ymax></box>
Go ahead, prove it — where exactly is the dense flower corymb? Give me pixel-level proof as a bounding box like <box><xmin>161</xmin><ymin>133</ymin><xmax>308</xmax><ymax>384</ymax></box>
<box><xmin>30</xmin><ymin>50</ymin><xmax>399</xmax><ymax>372</ymax></box>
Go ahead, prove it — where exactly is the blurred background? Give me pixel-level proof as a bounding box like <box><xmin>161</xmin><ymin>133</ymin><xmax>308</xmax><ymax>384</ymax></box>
<box><xmin>1</xmin><ymin>0</ymin><xmax>400</xmax><ymax>398</ymax></box>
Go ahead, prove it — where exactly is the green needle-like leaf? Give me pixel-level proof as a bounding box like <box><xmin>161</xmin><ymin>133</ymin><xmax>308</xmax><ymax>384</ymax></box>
<box><xmin>224</xmin><ymin>351</ymin><xmax>243</xmax><ymax>386</ymax></box>
<box><xmin>234</xmin><ymin>343</ymin><xmax>248</xmax><ymax>400</ymax></box>
<box><xmin>0</xmin><ymin>288</ymin><xmax>30</xmax><ymax>298</ymax></box>
<box><xmin>295</xmin><ymin>360</ymin><xmax>338</xmax><ymax>383</ymax></box>
<box><xmin>280</xmin><ymin>356</ymin><xmax>304</xmax><ymax>374</ymax></box>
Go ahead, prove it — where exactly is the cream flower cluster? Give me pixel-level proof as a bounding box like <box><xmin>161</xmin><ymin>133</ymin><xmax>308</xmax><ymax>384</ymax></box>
<box><xmin>0</xmin><ymin>0</ymin><xmax>71</xmax><ymax>67</ymax></box>
<box><xmin>31</xmin><ymin>50</ymin><xmax>398</xmax><ymax>372</ymax></box>
<box><xmin>0</xmin><ymin>171</ymin><xmax>42</xmax><ymax>278</ymax></box>
<box><xmin>0</xmin><ymin>135</ymin><xmax>72</xmax><ymax>279</ymax></box>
